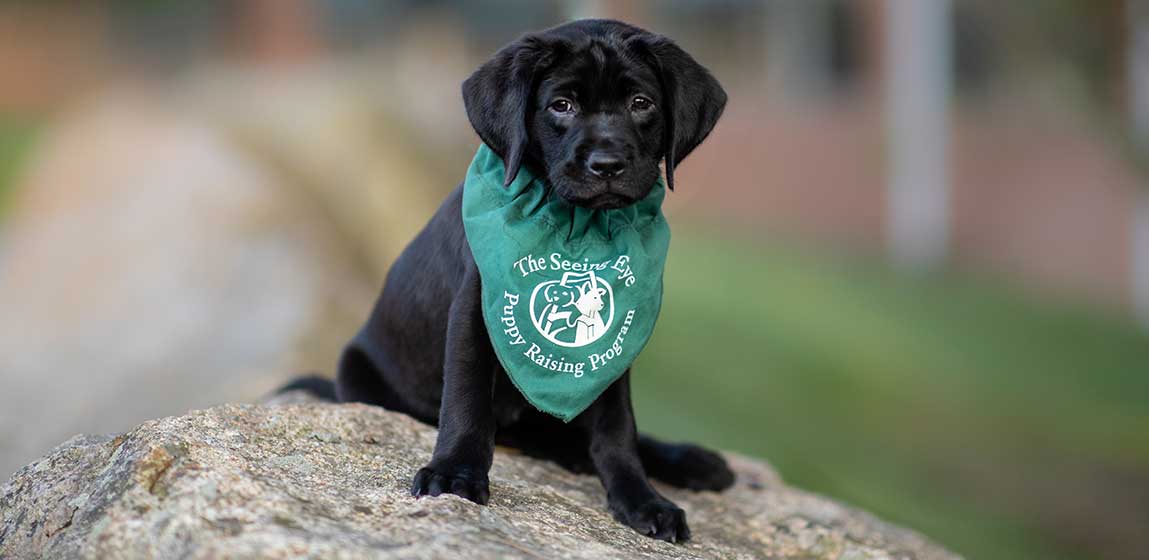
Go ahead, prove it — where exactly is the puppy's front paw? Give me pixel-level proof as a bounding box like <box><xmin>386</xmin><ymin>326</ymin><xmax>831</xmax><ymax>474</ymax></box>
<box><xmin>410</xmin><ymin>464</ymin><xmax>490</xmax><ymax>505</ymax></box>
<box><xmin>610</xmin><ymin>497</ymin><xmax>690</xmax><ymax>543</ymax></box>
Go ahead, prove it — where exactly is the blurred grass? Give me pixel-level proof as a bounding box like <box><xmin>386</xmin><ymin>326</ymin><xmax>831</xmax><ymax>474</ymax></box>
<box><xmin>634</xmin><ymin>228</ymin><xmax>1149</xmax><ymax>560</ymax></box>
<box><xmin>0</xmin><ymin>117</ymin><xmax>40</xmax><ymax>217</ymax></box>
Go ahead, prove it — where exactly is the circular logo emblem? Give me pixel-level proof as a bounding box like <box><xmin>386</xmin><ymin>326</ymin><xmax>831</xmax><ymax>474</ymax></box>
<box><xmin>529</xmin><ymin>271</ymin><xmax>614</xmax><ymax>348</ymax></box>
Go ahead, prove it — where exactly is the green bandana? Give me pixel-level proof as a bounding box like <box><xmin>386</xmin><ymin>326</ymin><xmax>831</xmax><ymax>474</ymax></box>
<box><xmin>462</xmin><ymin>144</ymin><xmax>671</xmax><ymax>422</ymax></box>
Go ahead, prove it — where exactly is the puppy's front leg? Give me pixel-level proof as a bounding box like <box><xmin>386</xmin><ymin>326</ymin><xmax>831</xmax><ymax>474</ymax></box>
<box><xmin>411</xmin><ymin>264</ymin><xmax>495</xmax><ymax>504</ymax></box>
<box><xmin>581</xmin><ymin>371</ymin><xmax>690</xmax><ymax>543</ymax></box>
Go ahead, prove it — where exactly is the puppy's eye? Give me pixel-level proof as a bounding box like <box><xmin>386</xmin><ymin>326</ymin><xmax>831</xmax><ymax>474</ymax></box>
<box><xmin>630</xmin><ymin>96</ymin><xmax>654</xmax><ymax>112</ymax></box>
<box><xmin>548</xmin><ymin>99</ymin><xmax>575</xmax><ymax>114</ymax></box>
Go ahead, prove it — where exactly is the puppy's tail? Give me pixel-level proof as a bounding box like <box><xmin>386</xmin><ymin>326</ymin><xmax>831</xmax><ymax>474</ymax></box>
<box><xmin>275</xmin><ymin>374</ymin><xmax>338</xmax><ymax>402</ymax></box>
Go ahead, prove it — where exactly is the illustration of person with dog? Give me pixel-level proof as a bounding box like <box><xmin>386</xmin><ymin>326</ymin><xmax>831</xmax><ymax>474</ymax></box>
<box><xmin>538</xmin><ymin>271</ymin><xmax>610</xmax><ymax>346</ymax></box>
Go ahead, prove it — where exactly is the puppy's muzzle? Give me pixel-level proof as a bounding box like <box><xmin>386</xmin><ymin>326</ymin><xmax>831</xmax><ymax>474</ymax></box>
<box><xmin>587</xmin><ymin>152</ymin><xmax>627</xmax><ymax>179</ymax></box>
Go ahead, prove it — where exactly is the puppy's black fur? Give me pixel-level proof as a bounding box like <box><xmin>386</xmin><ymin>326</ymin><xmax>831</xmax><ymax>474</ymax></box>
<box><xmin>293</xmin><ymin>20</ymin><xmax>731</xmax><ymax>542</ymax></box>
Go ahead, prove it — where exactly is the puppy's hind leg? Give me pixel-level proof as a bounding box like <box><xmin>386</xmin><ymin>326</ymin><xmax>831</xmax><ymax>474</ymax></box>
<box><xmin>496</xmin><ymin>409</ymin><xmax>596</xmax><ymax>475</ymax></box>
<box><xmin>638</xmin><ymin>434</ymin><xmax>735</xmax><ymax>492</ymax></box>
<box><xmin>335</xmin><ymin>344</ymin><xmax>392</xmax><ymax>406</ymax></box>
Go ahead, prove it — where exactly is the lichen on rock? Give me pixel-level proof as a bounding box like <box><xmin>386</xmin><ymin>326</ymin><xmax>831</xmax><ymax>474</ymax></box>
<box><xmin>1</xmin><ymin>400</ymin><xmax>959</xmax><ymax>559</ymax></box>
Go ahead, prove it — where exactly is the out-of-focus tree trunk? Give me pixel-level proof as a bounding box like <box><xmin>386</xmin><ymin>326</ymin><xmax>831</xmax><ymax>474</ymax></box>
<box><xmin>885</xmin><ymin>0</ymin><xmax>952</xmax><ymax>269</ymax></box>
<box><xmin>764</xmin><ymin>0</ymin><xmax>836</xmax><ymax>100</ymax></box>
<box><xmin>1127</xmin><ymin>0</ymin><xmax>1149</xmax><ymax>325</ymax></box>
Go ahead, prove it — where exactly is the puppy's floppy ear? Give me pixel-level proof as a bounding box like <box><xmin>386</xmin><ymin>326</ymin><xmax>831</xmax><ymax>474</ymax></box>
<box><xmin>462</xmin><ymin>35</ymin><xmax>557</xmax><ymax>186</ymax></box>
<box><xmin>631</xmin><ymin>35</ymin><xmax>727</xmax><ymax>191</ymax></box>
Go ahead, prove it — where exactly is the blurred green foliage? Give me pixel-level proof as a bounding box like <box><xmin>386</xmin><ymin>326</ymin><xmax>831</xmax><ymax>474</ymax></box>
<box><xmin>0</xmin><ymin>118</ymin><xmax>38</xmax><ymax>217</ymax></box>
<box><xmin>635</xmin><ymin>228</ymin><xmax>1149</xmax><ymax>560</ymax></box>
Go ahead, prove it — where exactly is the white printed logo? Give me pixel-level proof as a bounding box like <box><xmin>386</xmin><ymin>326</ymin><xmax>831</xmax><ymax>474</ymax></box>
<box><xmin>529</xmin><ymin>270</ymin><xmax>614</xmax><ymax>348</ymax></box>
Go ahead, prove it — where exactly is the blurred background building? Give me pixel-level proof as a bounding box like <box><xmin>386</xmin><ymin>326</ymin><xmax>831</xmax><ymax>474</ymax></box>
<box><xmin>0</xmin><ymin>1</ymin><xmax>1147</xmax><ymax>559</ymax></box>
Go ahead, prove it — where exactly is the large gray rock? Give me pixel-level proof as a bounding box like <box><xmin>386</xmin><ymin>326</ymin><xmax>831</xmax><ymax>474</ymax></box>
<box><xmin>0</xmin><ymin>400</ymin><xmax>959</xmax><ymax>559</ymax></box>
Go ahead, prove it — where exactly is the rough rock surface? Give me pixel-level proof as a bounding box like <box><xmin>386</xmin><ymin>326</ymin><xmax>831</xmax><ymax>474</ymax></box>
<box><xmin>0</xmin><ymin>399</ymin><xmax>958</xmax><ymax>559</ymax></box>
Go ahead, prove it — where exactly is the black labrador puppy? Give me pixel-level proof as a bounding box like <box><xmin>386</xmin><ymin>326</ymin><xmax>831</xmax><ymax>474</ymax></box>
<box><xmin>287</xmin><ymin>19</ymin><xmax>732</xmax><ymax>543</ymax></box>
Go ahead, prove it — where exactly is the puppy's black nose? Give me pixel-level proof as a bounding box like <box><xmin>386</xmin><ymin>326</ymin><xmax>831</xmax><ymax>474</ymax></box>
<box><xmin>587</xmin><ymin>153</ymin><xmax>627</xmax><ymax>179</ymax></box>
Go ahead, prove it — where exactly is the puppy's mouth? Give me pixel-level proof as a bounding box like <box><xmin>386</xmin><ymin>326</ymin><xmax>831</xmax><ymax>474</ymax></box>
<box><xmin>552</xmin><ymin>181</ymin><xmax>639</xmax><ymax>210</ymax></box>
<box><xmin>550</xmin><ymin>168</ymin><xmax>656</xmax><ymax>210</ymax></box>
<box><xmin>584</xmin><ymin>193</ymin><xmax>635</xmax><ymax>210</ymax></box>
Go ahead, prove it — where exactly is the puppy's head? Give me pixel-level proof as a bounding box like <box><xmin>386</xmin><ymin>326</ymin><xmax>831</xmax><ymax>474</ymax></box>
<box><xmin>462</xmin><ymin>20</ymin><xmax>726</xmax><ymax>209</ymax></box>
